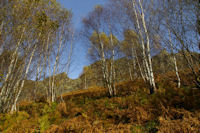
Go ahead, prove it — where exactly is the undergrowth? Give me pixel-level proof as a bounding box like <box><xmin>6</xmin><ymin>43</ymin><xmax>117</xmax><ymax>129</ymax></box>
<box><xmin>1</xmin><ymin>71</ymin><xmax>200</xmax><ymax>133</ymax></box>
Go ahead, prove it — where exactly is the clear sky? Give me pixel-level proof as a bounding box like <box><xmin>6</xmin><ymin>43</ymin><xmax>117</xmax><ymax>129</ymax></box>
<box><xmin>57</xmin><ymin>0</ymin><xmax>106</xmax><ymax>79</ymax></box>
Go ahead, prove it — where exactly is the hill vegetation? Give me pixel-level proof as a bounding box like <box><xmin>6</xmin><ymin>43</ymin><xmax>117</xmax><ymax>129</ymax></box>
<box><xmin>18</xmin><ymin>50</ymin><xmax>199</xmax><ymax>102</ymax></box>
<box><xmin>1</xmin><ymin>70</ymin><xmax>200</xmax><ymax>132</ymax></box>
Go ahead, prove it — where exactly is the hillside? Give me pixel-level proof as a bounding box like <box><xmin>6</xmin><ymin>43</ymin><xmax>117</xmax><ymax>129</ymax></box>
<box><xmin>5</xmin><ymin>50</ymin><xmax>198</xmax><ymax>133</ymax></box>
<box><xmin>1</xmin><ymin>70</ymin><xmax>200</xmax><ymax>132</ymax></box>
<box><xmin>19</xmin><ymin>50</ymin><xmax>199</xmax><ymax>102</ymax></box>
<box><xmin>79</xmin><ymin>50</ymin><xmax>199</xmax><ymax>88</ymax></box>
<box><xmin>20</xmin><ymin>73</ymin><xmax>82</xmax><ymax>102</ymax></box>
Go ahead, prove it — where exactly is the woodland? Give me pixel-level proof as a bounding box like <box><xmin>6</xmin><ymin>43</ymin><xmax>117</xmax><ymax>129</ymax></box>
<box><xmin>0</xmin><ymin>0</ymin><xmax>200</xmax><ymax>132</ymax></box>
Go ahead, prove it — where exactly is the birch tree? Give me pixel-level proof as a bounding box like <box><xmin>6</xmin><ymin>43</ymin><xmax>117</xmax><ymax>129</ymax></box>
<box><xmin>49</xmin><ymin>9</ymin><xmax>72</xmax><ymax>102</ymax></box>
<box><xmin>0</xmin><ymin>0</ymin><xmax>73</xmax><ymax>113</ymax></box>
<box><xmin>82</xmin><ymin>6</ymin><xmax>119</xmax><ymax>96</ymax></box>
<box><xmin>161</xmin><ymin>0</ymin><xmax>200</xmax><ymax>87</ymax></box>
<box><xmin>131</xmin><ymin>0</ymin><xmax>156</xmax><ymax>93</ymax></box>
<box><xmin>121</xmin><ymin>29</ymin><xmax>145</xmax><ymax>81</ymax></box>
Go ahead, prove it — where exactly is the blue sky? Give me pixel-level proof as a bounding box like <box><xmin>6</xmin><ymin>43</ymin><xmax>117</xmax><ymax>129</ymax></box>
<box><xmin>57</xmin><ymin>0</ymin><xmax>106</xmax><ymax>79</ymax></box>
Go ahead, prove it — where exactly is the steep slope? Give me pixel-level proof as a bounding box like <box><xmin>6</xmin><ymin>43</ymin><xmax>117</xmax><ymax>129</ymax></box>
<box><xmin>1</xmin><ymin>76</ymin><xmax>200</xmax><ymax>133</ymax></box>
<box><xmin>20</xmin><ymin>51</ymin><xmax>199</xmax><ymax>101</ymax></box>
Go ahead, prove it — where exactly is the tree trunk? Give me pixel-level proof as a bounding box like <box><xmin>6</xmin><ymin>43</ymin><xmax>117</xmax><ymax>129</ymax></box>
<box><xmin>138</xmin><ymin>0</ymin><xmax>156</xmax><ymax>93</ymax></box>
<box><xmin>132</xmin><ymin>0</ymin><xmax>150</xmax><ymax>82</ymax></box>
<box><xmin>11</xmin><ymin>41</ymin><xmax>38</xmax><ymax>112</ymax></box>
<box><xmin>168</xmin><ymin>27</ymin><xmax>181</xmax><ymax>88</ymax></box>
<box><xmin>0</xmin><ymin>27</ymin><xmax>25</xmax><ymax>113</ymax></box>
<box><xmin>110</xmin><ymin>34</ymin><xmax>116</xmax><ymax>95</ymax></box>
<box><xmin>98</xmin><ymin>32</ymin><xmax>113</xmax><ymax>96</ymax></box>
<box><xmin>132</xmin><ymin>0</ymin><xmax>156</xmax><ymax>93</ymax></box>
<box><xmin>51</xmin><ymin>30</ymin><xmax>63</xmax><ymax>102</ymax></box>
<box><xmin>134</xmin><ymin>49</ymin><xmax>146</xmax><ymax>81</ymax></box>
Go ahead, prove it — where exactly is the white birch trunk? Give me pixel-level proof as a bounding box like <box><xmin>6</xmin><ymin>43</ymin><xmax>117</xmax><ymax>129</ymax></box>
<box><xmin>51</xmin><ymin>31</ymin><xmax>63</xmax><ymax>102</ymax></box>
<box><xmin>138</xmin><ymin>0</ymin><xmax>156</xmax><ymax>92</ymax></box>
<box><xmin>0</xmin><ymin>28</ymin><xmax>25</xmax><ymax>112</ymax></box>
<box><xmin>168</xmin><ymin>28</ymin><xmax>181</xmax><ymax>88</ymax></box>
<box><xmin>43</xmin><ymin>33</ymin><xmax>51</xmax><ymax>102</ymax></box>
<box><xmin>134</xmin><ymin>49</ymin><xmax>146</xmax><ymax>81</ymax></box>
<box><xmin>11</xmin><ymin>43</ymin><xmax>37</xmax><ymax>112</ymax></box>
<box><xmin>133</xmin><ymin>0</ymin><xmax>156</xmax><ymax>93</ymax></box>
<box><xmin>110</xmin><ymin>34</ymin><xmax>116</xmax><ymax>95</ymax></box>
<box><xmin>0</xmin><ymin>28</ymin><xmax>25</xmax><ymax>98</ymax></box>
<box><xmin>5</xmin><ymin>56</ymin><xmax>19</xmax><ymax>96</ymax></box>
<box><xmin>132</xmin><ymin>0</ymin><xmax>150</xmax><ymax>82</ymax></box>
<box><xmin>98</xmin><ymin>33</ymin><xmax>113</xmax><ymax>96</ymax></box>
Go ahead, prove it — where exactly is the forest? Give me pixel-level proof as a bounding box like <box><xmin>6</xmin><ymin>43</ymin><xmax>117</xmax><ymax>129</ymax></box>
<box><xmin>0</xmin><ymin>0</ymin><xmax>200</xmax><ymax>132</ymax></box>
